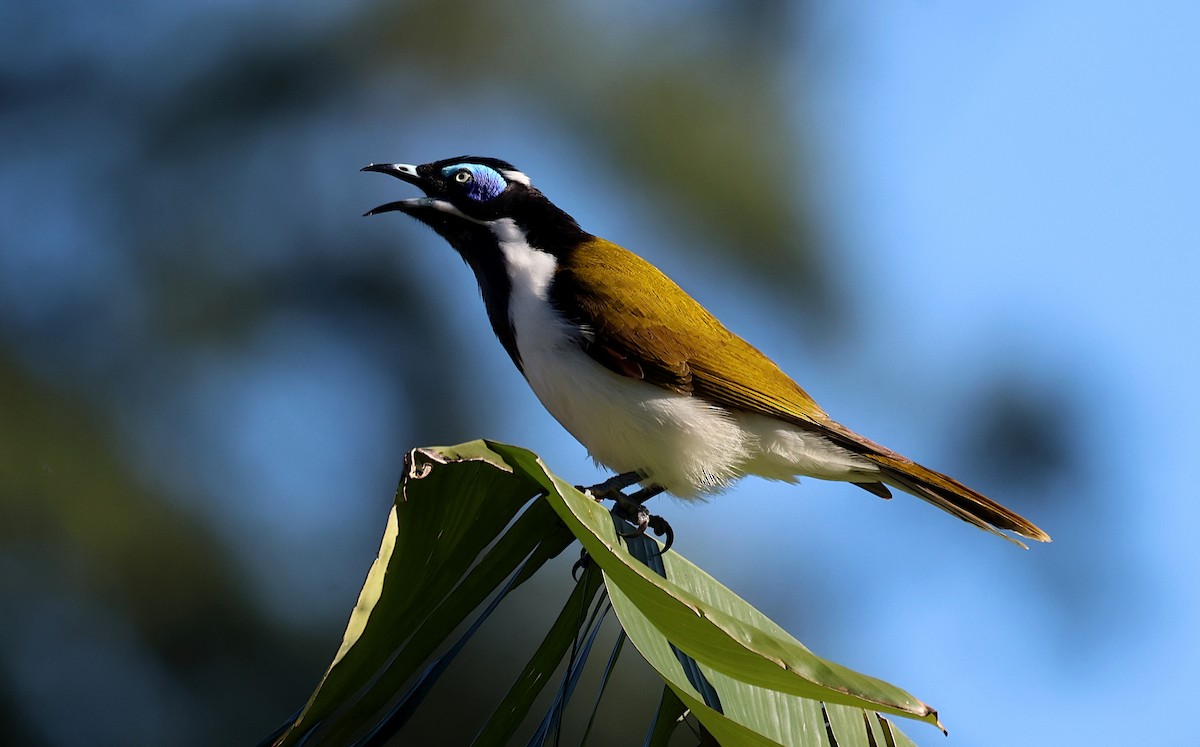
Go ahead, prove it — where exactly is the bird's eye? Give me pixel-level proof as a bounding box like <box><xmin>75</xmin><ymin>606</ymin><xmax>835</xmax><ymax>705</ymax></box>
<box><xmin>440</xmin><ymin>162</ymin><xmax>506</xmax><ymax>201</ymax></box>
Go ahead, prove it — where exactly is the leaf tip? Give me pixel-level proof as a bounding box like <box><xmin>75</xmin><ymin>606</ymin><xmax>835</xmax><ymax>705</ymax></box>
<box><xmin>931</xmin><ymin>709</ymin><xmax>947</xmax><ymax>736</ymax></box>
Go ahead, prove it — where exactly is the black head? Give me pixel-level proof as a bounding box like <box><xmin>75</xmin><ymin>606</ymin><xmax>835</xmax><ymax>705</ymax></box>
<box><xmin>362</xmin><ymin>156</ymin><xmax>589</xmax><ymax>371</ymax></box>
<box><xmin>362</xmin><ymin>156</ymin><xmax>535</xmax><ymax>223</ymax></box>
<box><xmin>361</xmin><ymin>156</ymin><xmax>589</xmax><ymax>251</ymax></box>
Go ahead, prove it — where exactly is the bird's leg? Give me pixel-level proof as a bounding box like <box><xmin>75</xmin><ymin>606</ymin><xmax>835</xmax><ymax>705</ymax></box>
<box><xmin>579</xmin><ymin>471</ymin><xmax>644</xmax><ymax>501</ymax></box>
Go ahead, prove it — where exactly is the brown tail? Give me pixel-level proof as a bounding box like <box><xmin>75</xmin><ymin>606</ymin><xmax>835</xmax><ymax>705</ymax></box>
<box><xmin>794</xmin><ymin>416</ymin><xmax>1050</xmax><ymax>546</ymax></box>
<box><xmin>870</xmin><ymin>456</ymin><xmax>1051</xmax><ymax>547</ymax></box>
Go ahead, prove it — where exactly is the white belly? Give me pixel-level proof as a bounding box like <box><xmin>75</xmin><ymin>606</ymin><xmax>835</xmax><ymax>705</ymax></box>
<box><xmin>519</xmin><ymin>335</ymin><xmax>880</xmax><ymax>497</ymax></box>
<box><xmin>521</xmin><ymin>335</ymin><xmax>754</xmax><ymax>497</ymax></box>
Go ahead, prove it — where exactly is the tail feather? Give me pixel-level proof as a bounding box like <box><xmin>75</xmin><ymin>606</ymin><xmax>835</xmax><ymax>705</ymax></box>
<box><xmin>873</xmin><ymin>457</ymin><xmax>1052</xmax><ymax>548</ymax></box>
<box><xmin>785</xmin><ymin>416</ymin><xmax>1050</xmax><ymax>546</ymax></box>
<box><xmin>853</xmin><ymin>481</ymin><xmax>893</xmax><ymax>500</ymax></box>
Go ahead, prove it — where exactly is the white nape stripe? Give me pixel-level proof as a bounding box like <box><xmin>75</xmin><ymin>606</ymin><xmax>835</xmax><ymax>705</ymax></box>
<box><xmin>500</xmin><ymin>170</ymin><xmax>531</xmax><ymax>186</ymax></box>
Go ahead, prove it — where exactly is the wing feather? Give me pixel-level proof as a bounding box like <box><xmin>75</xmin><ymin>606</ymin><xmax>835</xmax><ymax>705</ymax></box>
<box><xmin>552</xmin><ymin>238</ymin><xmax>1050</xmax><ymax>543</ymax></box>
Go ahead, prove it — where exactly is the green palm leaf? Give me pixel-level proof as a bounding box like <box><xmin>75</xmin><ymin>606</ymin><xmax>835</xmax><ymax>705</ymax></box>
<box><xmin>266</xmin><ymin>440</ymin><xmax>940</xmax><ymax>746</ymax></box>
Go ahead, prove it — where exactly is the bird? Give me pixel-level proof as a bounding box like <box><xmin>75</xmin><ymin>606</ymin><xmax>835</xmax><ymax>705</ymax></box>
<box><xmin>362</xmin><ymin>156</ymin><xmax>1050</xmax><ymax>548</ymax></box>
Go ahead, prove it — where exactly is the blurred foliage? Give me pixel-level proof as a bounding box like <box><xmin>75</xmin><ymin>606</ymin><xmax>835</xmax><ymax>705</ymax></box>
<box><xmin>354</xmin><ymin>0</ymin><xmax>834</xmax><ymax>315</ymax></box>
<box><xmin>0</xmin><ymin>355</ymin><xmax>318</xmax><ymax>743</ymax></box>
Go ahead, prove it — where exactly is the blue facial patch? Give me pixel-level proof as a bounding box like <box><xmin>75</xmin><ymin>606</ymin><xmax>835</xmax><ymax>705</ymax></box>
<box><xmin>442</xmin><ymin>163</ymin><xmax>508</xmax><ymax>202</ymax></box>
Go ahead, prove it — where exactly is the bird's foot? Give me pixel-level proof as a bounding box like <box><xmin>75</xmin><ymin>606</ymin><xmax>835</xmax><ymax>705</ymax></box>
<box><xmin>611</xmin><ymin>489</ymin><xmax>674</xmax><ymax>555</ymax></box>
<box><xmin>578</xmin><ymin>474</ymin><xmax>674</xmax><ymax>554</ymax></box>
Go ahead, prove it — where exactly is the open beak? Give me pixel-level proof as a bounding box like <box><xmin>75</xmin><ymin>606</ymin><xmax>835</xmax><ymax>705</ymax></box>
<box><xmin>361</xmin><ymin>163</ymin><xmax>426</xmax><ymax>216</ymax></box>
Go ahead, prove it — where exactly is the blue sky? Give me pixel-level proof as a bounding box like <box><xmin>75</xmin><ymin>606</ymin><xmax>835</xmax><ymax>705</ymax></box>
<box><xmin>794</xmin><ymin>5</ymin><xmax>1200</xmax><ymax>743</ymax></box>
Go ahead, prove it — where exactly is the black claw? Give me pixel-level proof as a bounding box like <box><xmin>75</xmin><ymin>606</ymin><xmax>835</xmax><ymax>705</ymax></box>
<box><xmin>571</xmin><ymin>548</ymin><xmax>592</xmax><ymax>581</ymax></box>
<box><xmin>617</xmin><ymin>502</ymin><xmax>652</xmax><ymax>538</ymax></box>
<box><xmin>574</xmin><ymin>484</ymin><xmax>597</xmax><ymax>501</ymax></box>
<box><xmin>647</xmin><ymin>515</ymin><xmax>675</xmax><ymax>555</ymax></box>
